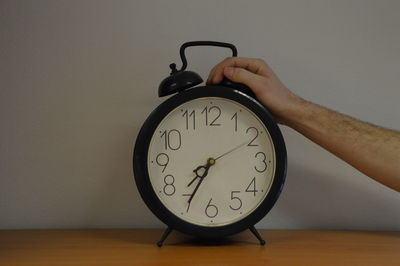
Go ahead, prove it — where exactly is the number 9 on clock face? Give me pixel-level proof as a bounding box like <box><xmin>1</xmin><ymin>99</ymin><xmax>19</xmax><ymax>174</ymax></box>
<box><xmin>134</xmin><ymin>86</ymin><xmax>286</xmax><ymax>237</ymax></box>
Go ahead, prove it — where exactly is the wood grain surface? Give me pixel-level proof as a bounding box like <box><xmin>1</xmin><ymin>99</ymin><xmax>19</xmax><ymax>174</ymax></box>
<box><xmin>1</xmin><ymin>229</ymin><xmax>399</xmax><ymax>265</ymax></box>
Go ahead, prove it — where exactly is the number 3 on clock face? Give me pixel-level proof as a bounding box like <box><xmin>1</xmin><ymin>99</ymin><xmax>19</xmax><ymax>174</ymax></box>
<box><xmin>134</xmin><ymin>86</ymin><xmax>286</xmax><ymax>238</ymax></box>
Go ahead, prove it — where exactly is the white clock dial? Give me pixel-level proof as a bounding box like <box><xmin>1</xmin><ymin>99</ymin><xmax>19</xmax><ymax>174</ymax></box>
<box><xmin>147</xmin><ymin>97</ymin><xmax>276</xmax><ymax>226</ymax></box>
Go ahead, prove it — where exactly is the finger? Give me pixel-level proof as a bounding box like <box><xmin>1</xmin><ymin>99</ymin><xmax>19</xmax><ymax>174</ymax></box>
<box><xmin>206</xmin><ymin>63</ymin><xmax>223</xmax><ymax>84</ymax></box>
<box><xmin>208</xmin><ymin>57</ymin><xmax>269</xmax><ymax>84</ymax></box>
<box><xmin>223</xmin><ymin>67</ymin><xmax>264</xmax><ymax>93</ymax></box>
<box><xmin>207</xmin><ymin>57</ymin><xmax>246</xmax><ymax>84</ymax></box>
<box><xmin>207</xmin><ymin>57</ymin><xmax>237</xmax><ymax>83</ymax></box>
<box><xmin>207</xmin><ymin>57</ymin><xmax>247</xmax><ymax>84</ymax></box>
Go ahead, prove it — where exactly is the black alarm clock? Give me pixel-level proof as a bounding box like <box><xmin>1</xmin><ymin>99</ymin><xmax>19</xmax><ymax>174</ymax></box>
<box><xmin>133</xmin><ymin>41</ymin><xmax>287</xmax><ymax>246</ymax></box>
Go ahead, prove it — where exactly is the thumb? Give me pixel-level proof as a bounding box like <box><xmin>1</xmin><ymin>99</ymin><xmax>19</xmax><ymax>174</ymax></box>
<box><xmin>223</xmin><ymin>67</ymin><xmax>263</xmax><ymax>89</ymax></box>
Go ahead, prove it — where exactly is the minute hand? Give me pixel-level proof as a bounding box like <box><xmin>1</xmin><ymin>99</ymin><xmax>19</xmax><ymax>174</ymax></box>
<box><xmin>214</xmin><ymin>141</ymin><xmax>248</xmax><ymax>161</ymax></box>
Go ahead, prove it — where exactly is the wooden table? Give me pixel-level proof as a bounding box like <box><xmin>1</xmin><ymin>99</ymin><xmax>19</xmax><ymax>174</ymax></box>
<box><xmin>1</xmin><ymin>229</ymin><xmax>399</xmax><ymax>265</ymax></box>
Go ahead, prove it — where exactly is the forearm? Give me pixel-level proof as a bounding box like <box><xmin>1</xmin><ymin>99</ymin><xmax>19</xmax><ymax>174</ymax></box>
<box><xmin>284</xmin><ymin>97</ymin><xmax>400</xmax><ymax>191</ymax></box>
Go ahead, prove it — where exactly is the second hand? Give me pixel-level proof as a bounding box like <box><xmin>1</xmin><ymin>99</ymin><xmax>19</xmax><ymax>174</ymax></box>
<box><xmin>214</xmin><ymin>141</ymin><xmax>248</xmax><ymax>161</ymax></box>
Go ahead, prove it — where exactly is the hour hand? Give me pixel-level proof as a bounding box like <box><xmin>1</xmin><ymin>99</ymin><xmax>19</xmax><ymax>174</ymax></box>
<box><xmin>187</xmin><ymin>162</ymin><xmax>212</xmax><ymax>187</ymax></box>
<box><xmin>187</xmin><ymin>172</ymin><xmax>200</xmax><ymax>187</ymax></box>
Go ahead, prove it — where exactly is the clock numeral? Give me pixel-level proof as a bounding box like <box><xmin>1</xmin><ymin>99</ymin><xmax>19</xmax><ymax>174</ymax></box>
<box><xmin>229</xmin><ymin>191</ymin><xmax>242</xmax><ymax>211</ymax></box>
<box><xmin>160</xmin><ymin>129</ymin><xmax>181</xmax><ymax>150</ymax></box>
<box><xmin>246</xmin><ymin>127</ymin><xmax>259</xmax><ymax>146</ymax></box>
<box><xmin>156</xmin><ymin>153</ymin><xmax>169</xmax><ymax>173</ymax></box>
<box><xmin>182</xmin><ymin>194</ymin><xmax>192</xmax><ymax>212</ymax></box>
<box><xmin>254</xmin><ymin>152</ymin><xmax>267</xmax><ymax>173</ymax></box>
<box><xmin>245</xmin><ymin>177</ymin><xmax>258</xmax><ymax>197</ymax></box>
<box><xmin>201</xmin><ymin>106</ymin><xmax>208</xmax><ymax>125</ymax></box>
<box><xmin>231</xmin><ymin>112</ymin><xmax>238</xmax><ymax>132</ymax></box>
<box><xmin>201</xmin><ymin>106</ymin><xmax>221</xmax><ymax>126</ymax></box>
<box><xmin>163</xmin><ymin>174</ymin><xmax>176</xmax><ymax>196</ymax></box>
<box><xmin>209</xmin><ymin>106</ymin><xmax>221</xmax><ymax>126</ymax></box>
<box><xmin>182</xmin><ymin>109</ymin><xmax>195</xmax><ymax>130</ymax></box>
<box><xmin>205</xmin><ymin>198</ymin><xmax>218</xmax><ymax>218</ymax></box>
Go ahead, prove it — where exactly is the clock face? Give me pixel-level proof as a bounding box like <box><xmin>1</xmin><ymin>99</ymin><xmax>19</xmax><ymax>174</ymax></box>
<box><xmin>147</xmin><ymin>97</ymin><xmax>276</xmax><ymax>227</ymax></box>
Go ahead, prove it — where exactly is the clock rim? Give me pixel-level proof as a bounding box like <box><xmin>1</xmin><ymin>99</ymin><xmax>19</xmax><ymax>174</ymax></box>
<box><xmin>133</xmin><ymin>85</ymin><xmax>287</xmax><ymax>238</ymax></box>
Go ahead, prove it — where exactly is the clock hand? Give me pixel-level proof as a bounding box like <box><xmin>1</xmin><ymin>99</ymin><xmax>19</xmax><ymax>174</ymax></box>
<box><xmin>187</xmin><ymin>175</ymin><xmax>205</xmax><ymax>205</ymax></box>
<box><xmin>187</xmin><ymin>162</ymin><xmax>213</xmax><ymax>187</ymax></box>
<box><xmin>187</xmin><ymin>158</ymin><xmax>215</xmax><ymax>204</ymax></box>
<box><xmin>214</xmin><ymin>141</ymin><xmax>248</xmax><ymax>161</ymax></box>
<box><xmin>187</xmin><ymin>175</ymin><xmax>199</xmax><ymax>188</ymax></box>
<box><xmin>187</xmin><ymin>168</ymin><xmax>202</xmax><ymax>187</ymax></box>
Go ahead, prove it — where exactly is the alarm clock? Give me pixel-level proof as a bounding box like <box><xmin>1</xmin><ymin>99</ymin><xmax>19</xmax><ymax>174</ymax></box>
<box><xmin>133</xmin><ymin>41</ymin><xmax>287</xmax><ymax>246</ymax></box>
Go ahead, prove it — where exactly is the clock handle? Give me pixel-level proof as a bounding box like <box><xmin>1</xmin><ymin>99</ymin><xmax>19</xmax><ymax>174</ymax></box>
<box><xmin>178</xmin><ymin>41</ymin><xmax>238</xmax><ymax>72</ymax></box>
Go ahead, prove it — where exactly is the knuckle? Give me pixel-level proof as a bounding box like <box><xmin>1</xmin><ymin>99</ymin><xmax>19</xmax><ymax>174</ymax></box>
<box><xmin>232</xmin><ymin>68</ymin><xmax>249</xmax><ymax>81</ymax></box>
<box><xmin>233</xmin><ymin>67</ymin><xmax>244</xmax><ymax>76</ymax></box>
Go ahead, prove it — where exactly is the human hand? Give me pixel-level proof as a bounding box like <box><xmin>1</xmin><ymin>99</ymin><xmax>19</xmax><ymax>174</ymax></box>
<box><xmin>207</xmin><ymin>57</ymin><xmax>301</xmax><ymax>125</ymax></box>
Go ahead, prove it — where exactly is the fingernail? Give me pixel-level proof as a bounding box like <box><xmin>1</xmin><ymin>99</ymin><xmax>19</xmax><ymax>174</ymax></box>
<box><xmin>224</xmin><ymin>67</ymin><xmax>234</xmax><ymax>77</ymax></box>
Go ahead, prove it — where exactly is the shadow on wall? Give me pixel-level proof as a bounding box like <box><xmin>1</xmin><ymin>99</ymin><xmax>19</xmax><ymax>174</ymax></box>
<box><xmin>271</xmin><ymin>161</ymin><xmax>400</xmax><ymax>230</ymax></box>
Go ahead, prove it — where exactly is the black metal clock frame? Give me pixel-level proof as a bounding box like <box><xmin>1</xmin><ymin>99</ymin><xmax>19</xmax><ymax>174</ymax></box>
<box><xmin>133</xmin><ymin>85</ymin><xmax>287</xmax><ymax>246</ymax></box>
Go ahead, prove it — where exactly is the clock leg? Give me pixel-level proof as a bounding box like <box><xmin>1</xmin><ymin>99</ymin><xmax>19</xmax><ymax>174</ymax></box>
<box><xmin>157</xmin><ymin>227</ymin><xmax>173</xmax><ymax>247</ymax></box>
<box><xmin>249</xmin><ymin>226</ymin><xmax>266</xmax><ymax>245</ymax></box>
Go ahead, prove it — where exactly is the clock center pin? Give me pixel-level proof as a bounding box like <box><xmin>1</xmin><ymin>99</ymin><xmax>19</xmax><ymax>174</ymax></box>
<box><xmin>208</xmin><ymin>158</ymin><xmax>216</xmax><ymax>165</ymax></box>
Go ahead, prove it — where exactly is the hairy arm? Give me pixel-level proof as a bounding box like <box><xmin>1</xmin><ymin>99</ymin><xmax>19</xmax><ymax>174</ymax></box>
<box><xmin>287</xmin><ymin>97</ymin><xmax>400</xmax><ymax>191</ymax></box>
<box><xmin>208</xmin><ymin>57</ymin><xmax>400</xmax><ymax>191</ymax></box>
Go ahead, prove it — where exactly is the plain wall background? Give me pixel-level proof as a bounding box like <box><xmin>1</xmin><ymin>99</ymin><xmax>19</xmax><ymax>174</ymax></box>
<box><xmin>1</xmin><ymin>0</ymin><xmax>399</xmax><ymax>230</ymax></box>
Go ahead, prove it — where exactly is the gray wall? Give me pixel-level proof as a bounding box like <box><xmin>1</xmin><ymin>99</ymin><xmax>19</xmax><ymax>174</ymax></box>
<box><xmin>1</xmin><ymin>0</ymin><xmax>399</xmax><ymax>230</ymax></box>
